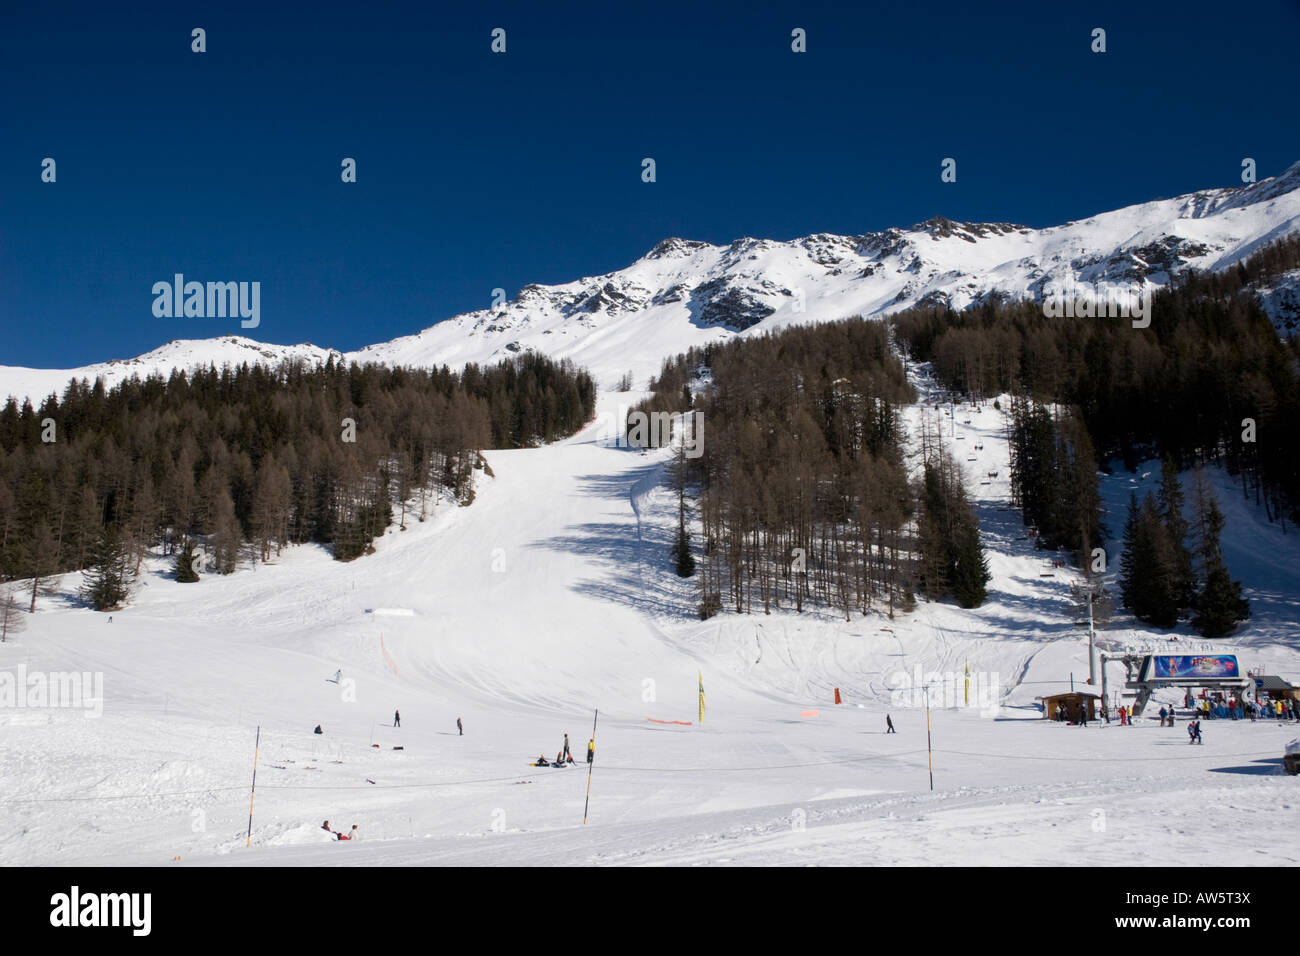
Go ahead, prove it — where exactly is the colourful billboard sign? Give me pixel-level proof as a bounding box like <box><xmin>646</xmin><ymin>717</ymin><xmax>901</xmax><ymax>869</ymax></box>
<box><xmin>1144</xmin><ymin>655</ymin><xmax>1239</xmax><ymax>681</ymax></box>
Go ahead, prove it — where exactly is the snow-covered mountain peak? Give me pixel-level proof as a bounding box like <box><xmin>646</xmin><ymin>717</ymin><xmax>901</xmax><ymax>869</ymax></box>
<box><xmin>4</xmin><ymin>163</ymin><xmax>1299</xmax><ymax>402</ymax></box>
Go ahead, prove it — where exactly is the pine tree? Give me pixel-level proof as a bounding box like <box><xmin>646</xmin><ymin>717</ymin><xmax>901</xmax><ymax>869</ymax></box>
<box><xmin>671</xmin><ymin>438</ymin><xmax>695</xmax><ymax>578</ymax></box>
<box><xmin>1119</xmin><ymin>494</ymin><xmax>1141</xmax><ymax>611</ymax></box>
<box><xmin>175</xmin><ymin>536</ymin><xmax>200</xmax><ymax>583</ymax></box>
<box><xmin>673</xmin><ymin>520</ymin><xmax>695</xmax><ymax>577</ymax></box>
<box><xmin>1131</xmin><ymin>494</ymin><xmax>1181</xmax><ymax>628</ymax></box>
<box><xmin>917</xmin><ymin>454</ymin><xmax>988</xmax><ymax>607</ymax></box>
<box><xmin>80</xmin><ymin>525</ymin><xmax>133</xmax><ymax>611</ymax></box>
<box><xmin>1120</xmin><ymin>492</ymin><xmax>1183</xmax><ymax>627</ymax></box>
<box><xmin>24</xmin><ymin>521</ymin><xmax>59</xmax><ymax>612</ymax></box>
<box><xmin>1194</xmin><ymin>563</ymin><xmax>1249</xmax><ymax>637</ymax></box>
<box><xmin>208</xmin><ymin>488</ymin><xmax>242</xmax><ymax>574</ymax></box>
<box><xmin>1190</xmin><ymin>483</ymin><xmax>1249</xmax><ymax>637</ymax></box>
<box><xmin>951</xmin><ymin>516</ymin><xmax>989</xmax><ymax>608</ymax></box>
<box><xmin>1</xmin><ymin>586</ymin><xmax>27</xmax><ymax>642</ymax></box>
<box><xmin>916</xmin><ymin>464</ymin><xmax>951</xmax><ymax>600</ymax></box>
<box><xmin>1157</xmin><ymin>457</ymin><xmax>1195</xmax><ymax>611</ymax></box>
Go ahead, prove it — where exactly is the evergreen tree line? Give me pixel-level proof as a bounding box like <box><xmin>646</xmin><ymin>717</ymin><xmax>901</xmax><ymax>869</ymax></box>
<box><xmin>631</xmin><ymin>319</ymin><xmax>994</xmax><ymax>619</ymax></box>
<box><xmin>889</xmin><ymin>236</ymin><xmax>1300</xmax><ymax>526</ymax></box>
<box><xmin>915</xmin><ymin>450</ymin><xmax>990</xmax><ymax>609</ymax></box>
<box><xmin>1119</xmin><ymin>461</ymin><xmax>1249</xmax><ymax>637</ymax></box>
<box><xmin>0</xmin><ymin>354</ymin><xmax>597</xmax><ymax>608</ymax></box>
<box><xmin>1006</xmin><ymin>400</ymin><xmax>1103</xmax><ymax>561</ymax></box>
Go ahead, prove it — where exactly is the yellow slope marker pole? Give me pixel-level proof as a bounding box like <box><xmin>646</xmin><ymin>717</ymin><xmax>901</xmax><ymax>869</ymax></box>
<box><xmin>582</xmin><ymin>708</ymin><xmax>598</xmax><ymax>824</ymax></box>
<box><xmin>246</xmin><ymin>725</ymin><xmax>261</xmax><ymax>847</ymax></box>
<box><xmin>925</xmin><ymin>689</ymin><xmax>934</xmax><ymax>792</ymax></box>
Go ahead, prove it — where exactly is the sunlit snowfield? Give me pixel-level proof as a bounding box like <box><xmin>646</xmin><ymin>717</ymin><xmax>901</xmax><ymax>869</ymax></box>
<box><xmin>3</xmin><ymin>382</ymin><xmax>1298</xmax><ymax>867</ymax></box>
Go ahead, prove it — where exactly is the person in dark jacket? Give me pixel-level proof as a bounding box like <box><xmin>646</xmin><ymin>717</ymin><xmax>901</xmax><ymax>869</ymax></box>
<box><xmin>394</xmin><ymin>709</ymin><xmax>400</xmax><ymax>728</ymax></box>
<box><xmin>457</xmin><ymin>716</ymin><xmax>463</xmax><ymax>735</ymax></box>
<box><xmin>886</xmin><ymin>714</ymin><xmax>896</xmax><ymax>734</ymax></box>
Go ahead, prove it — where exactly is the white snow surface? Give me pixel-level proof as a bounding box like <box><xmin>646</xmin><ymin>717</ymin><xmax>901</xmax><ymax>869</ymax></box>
<box><xmin>3</xmin><ymin>382</ymin><xmax>1299</xmax><ymax>867</ymax></box>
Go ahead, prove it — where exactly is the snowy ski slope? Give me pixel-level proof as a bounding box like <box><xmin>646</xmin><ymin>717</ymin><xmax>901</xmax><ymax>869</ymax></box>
<box><xmin>3</xmin><ymin>380</ymin><xmax>1298</xmax><ymax>867</ymax></box>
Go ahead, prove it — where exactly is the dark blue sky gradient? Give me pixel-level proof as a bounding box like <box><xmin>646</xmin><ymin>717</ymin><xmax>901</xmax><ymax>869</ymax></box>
<box><xmin>2</xmin><ymin>0</ymin><xmax>1298</xmax><ymax>367</ymax></box>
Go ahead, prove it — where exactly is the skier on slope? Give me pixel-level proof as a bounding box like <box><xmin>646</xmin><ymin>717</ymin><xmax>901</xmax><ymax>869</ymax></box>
<box><xmin>334</xmin><ymin>669</ymin><xmax>342</xmax><ymax>683</ymax></box>
<box><xmin>457</xmin><ymin>717</ymin><xmax>463</xmax><ymax>736</ymax></box>
<box><xmin>886</xmin><ymin>714</ymin><xmax>896</xmax><ymax>734</ymax></box>
<box><xmin>562</xmin><ymin>733</ymin><xmax>571</xmax><ymax>761</ymax></box>
<box><xmin>394</xmin><ymin>709</ymin><xmax>401</xmax><ymax>728</ymax></box>
<box><xmin>587</xmin><ymin>739</ymin><xmax>595</xmax><ymax>764</ymax></box>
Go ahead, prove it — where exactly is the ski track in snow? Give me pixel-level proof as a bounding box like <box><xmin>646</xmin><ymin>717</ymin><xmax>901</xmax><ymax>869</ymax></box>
<box><xmin>2</xmin><ymin>381</ymin><xmax>1299</xmax><ymax>866</ymax></box>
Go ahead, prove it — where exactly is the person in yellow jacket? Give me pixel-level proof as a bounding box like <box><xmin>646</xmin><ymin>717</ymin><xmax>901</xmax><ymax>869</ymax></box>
<box><xmin>586</xmin><ymin>739</ymin><xmax>595</xmax><ymax>765</ymax></box>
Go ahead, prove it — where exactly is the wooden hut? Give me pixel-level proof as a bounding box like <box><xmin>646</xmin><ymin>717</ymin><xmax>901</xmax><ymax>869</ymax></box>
<box><xmin>1040</xmin><ymin>690</ymin><xmax>1100</xmax><ymax>722</ymax></box>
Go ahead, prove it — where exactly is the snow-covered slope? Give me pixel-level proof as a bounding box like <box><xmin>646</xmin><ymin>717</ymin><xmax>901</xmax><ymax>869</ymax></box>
<box><xmin>4</xmin><ymin>163</ymin><xmax>1299</xmax><ymax>405</ymax></box>
<box><xmin>1257</xmin><ymin>268</ymin><xmax>1300</xmax><ymax>333</ymax></box>
<box><xmin>4</xmin><ymin>386</ymin><xmax>1298</xmax><ymax>868</ymax></box>
<box><xmin>0</xmin><ymin>337</ymin><xmax>343</xmax><ymax>407</ymax></box>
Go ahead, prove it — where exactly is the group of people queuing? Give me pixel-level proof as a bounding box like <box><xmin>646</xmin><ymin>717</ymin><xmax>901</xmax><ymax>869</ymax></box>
<box><xmin>1181</xmin><ymin>688</ymin><xmax>1298</xmax><ymax>722</ymax></box>
<box><xmin>1101</xmin><ymin>692</ymin><xmax>1299</xmax><ymax>728</ymax></box>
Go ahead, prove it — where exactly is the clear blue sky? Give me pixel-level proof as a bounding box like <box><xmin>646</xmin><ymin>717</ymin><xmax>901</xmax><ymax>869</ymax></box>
<box><xmin>2</xmin><ymin>0</ymin><xmax>1298</xmax><ymax>368</ymax></box>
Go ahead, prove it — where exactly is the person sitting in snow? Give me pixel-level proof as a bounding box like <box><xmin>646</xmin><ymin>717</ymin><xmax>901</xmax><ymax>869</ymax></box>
<box><xmin>536</xmin><ymin>753</ymin><xmax>550</xmax><ymax>767</ymax></box>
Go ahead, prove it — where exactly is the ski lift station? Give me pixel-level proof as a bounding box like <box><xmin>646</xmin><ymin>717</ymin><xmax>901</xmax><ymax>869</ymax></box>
<box><xmin>1101</xmin><ymin>652</ymin><xmax>1251</xmax><ymax>716</ymax></box>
